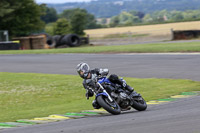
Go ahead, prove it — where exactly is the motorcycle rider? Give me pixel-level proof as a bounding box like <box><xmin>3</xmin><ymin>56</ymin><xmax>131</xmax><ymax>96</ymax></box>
<box><xmin>76</xmin><ymin>62</ymin><xmax>134</xmax><ymax>109</ymax></box>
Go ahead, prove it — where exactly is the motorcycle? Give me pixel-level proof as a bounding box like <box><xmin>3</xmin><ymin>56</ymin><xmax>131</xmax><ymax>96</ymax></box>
<box><xmin>88</xmin><ymin>77</ymin><xmax>147</xmax><ymax>115</ymax></box>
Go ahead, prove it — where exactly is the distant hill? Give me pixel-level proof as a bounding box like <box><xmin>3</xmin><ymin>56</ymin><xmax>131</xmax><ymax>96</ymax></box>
<box><xmin>47</xmin><ymin>0</ymin><xmax>200</xmax><ymax>18</ymax></box>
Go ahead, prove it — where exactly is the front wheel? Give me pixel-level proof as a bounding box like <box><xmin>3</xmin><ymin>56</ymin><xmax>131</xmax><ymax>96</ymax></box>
<box><xmin>96</xmin><ymin>95</ymin><xmax>121</xmax><ymax>115</ymax></box>
<box><xmin>131</xmin><ymin>96</ymin><xmax>147</xmax><ymax>111</ymax></box>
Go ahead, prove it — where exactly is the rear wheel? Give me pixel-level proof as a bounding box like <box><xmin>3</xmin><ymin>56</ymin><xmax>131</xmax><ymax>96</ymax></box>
<box><xmin>96</xmin><ymin>95</ymin><xmax>121</xmax><ymax>115</ymax></box>
<box><xmin>131</xmin><ymin>96</ymin><xmax>147</xmax><ymax>111</ymax></box>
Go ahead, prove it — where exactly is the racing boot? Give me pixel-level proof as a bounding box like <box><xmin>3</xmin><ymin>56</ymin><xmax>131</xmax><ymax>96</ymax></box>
<box><xmin>129</xmin><ymin>91</ymin><xmax>141</xmax><ymax>98</ymax></box>
<box><xmin>125</xmin><ymin>85</ymin><xmax>134</xmax><ymax>93</ymax></box>
<box><xmin>120</xmin><ymin>78</ymin><xmax>134</xmax><ymax>93</ymax></box>
<box><xmin>120</xmin><ymin>78</ymin><xmax>140</xmax><ymax>97</ymax></box>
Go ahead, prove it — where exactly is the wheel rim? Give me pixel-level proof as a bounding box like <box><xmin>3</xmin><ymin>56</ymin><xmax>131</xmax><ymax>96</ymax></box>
<box><xmin>104</xmin><ymin>98</ymin><xmax>119</xmax><ymax>109</ymax></box>
<box><xmin>134</xmin><ymin>97</ymin><xmax>146</xmax><ymax>105</ymax></box>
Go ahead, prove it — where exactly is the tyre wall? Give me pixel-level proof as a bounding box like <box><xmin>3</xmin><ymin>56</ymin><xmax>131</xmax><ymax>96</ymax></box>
<box><xmin>0</xmin><ymin>42</ymin><xmax>20</xmax><ymax>50</ymax></box>
<box><xmin>46</xmin><ymin>34</ymin><xmax>89</xmax><ymax>48</ymax></box>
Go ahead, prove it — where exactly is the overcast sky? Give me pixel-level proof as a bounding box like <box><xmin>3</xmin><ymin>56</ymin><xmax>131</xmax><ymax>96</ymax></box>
<box><xmin>35</xmin><ymin>0</ymin><xmax>91</xmax><ymax>4</ymax></box>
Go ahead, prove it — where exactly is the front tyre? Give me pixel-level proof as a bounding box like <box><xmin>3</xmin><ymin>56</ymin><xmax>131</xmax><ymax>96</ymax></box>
<box><xmin>96</xmin><ymin>95</ymin><xmax>121</xmax><ymax>115</ymax></box>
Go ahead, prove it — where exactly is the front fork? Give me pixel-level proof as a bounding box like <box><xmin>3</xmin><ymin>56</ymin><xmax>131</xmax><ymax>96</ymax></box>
<box><xmin>97</xmin><ymin>82</ymin><xmax>114</xmax><ymax>102</ymax></box>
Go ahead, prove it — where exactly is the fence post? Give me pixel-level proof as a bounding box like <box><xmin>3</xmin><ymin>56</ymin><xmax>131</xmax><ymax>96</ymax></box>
<box><xmin>170</xmin><ymin>28</ymin><xmax>174</xmax><ymax>40</ymax></box>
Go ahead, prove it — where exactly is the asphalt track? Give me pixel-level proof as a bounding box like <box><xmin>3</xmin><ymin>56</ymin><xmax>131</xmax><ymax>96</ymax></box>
<box><xmin>0</xmin><ymin>53</ymin><xmax>200</xmax><ymax>81</ymax></box>
<box><xmin>2</xmin><ymin>96</ymin><xmax>200</xmax><ymax>133</ymax></box>
<box><xmin>1</xmin><ymin>53</ymin><xmax>200</xmax><ymax>133</ymax></box>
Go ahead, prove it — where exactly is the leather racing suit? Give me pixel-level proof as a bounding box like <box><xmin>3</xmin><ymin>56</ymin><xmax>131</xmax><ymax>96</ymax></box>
<box><xmin>82</xmin><ymin>68</ymin><xmax>134</xmax><ymax>109</ymax></box>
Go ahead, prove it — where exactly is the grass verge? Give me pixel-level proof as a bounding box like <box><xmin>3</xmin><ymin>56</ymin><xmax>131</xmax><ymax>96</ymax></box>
<box><xmin>0</xmin><ymin>72</ymin><xmax>200</xmax><ymax>122</ymax></box>
<box><xmin>0</xmin><ymin>41</ymin><xmax>200</xmax><ymax>54</ymax></box>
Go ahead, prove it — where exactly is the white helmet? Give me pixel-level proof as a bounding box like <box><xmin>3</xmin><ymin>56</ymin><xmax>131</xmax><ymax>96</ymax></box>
<box><xmin>76</xmin><ymin>62</ymin><xmax>90</xmax><ymax>79</ymax></box>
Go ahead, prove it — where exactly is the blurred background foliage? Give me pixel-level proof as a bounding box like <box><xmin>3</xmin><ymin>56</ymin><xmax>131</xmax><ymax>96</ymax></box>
<box><xmin>1</xmin><ymin>0</ymin><xmax>200</xmax><ymax>37</ymax></box>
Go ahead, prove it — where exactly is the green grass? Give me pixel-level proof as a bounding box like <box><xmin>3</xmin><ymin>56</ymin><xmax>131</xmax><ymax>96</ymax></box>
<box><xmin>0</xmin><ymin>72</ymin><xmax>200</xmax><ymax>122</ymax></box>
<box><xmin>0</xmin><ymin>41</ymin><xmax>200</xmax><ymax>54</ymax></box>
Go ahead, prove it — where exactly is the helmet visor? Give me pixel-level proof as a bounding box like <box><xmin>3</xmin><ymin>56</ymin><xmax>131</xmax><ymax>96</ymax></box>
<box><xmin>77</xmin><ymin>63</ymin><xmax>90</xmax><ymax>78</ymax></box>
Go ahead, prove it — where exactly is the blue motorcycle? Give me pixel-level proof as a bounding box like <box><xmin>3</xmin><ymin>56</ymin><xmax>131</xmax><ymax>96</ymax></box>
<box><xmin>92</xmin><ymin>77</ymin><xmax>147</xmax><ymax>115</ymax></box>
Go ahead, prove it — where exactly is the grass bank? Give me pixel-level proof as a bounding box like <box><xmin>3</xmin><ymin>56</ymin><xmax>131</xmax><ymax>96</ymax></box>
<box><xmin>0</xmin><ymin>72</ymin><xmax>200</xmax><ymax>122</ymax></box>
<box><xmin>0</xmin><ymin>41</ymin><xmax>200</xmax><ymax>54</ymax></box>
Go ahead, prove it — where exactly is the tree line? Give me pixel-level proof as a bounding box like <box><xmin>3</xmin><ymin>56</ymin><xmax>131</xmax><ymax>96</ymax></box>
<box><xmin>49</xmin><ymin>0</ymin><xmax>200</xmax><ymax>18</ymax></box>
<box><xmin>0</xmin><ymin>0</ymin><xmax>44</xmax><ymax>37</ymax></box>
<box><xmin>1</xmin><ymin>0</ymin><xmax>200</xmax><ymax>38</ymax></box>
<box><xmin>109</xmin><ymin>9</ymin><xmax>200</xmax><ymax>27</ymax></box>
<box><xmin>43</xmin><ymin>7</ymin><xmax>102</xmax><ymax>36</ymax></box>
<box><xmin>0</xmin><ymin>0</ymin><xmax>100</xmax><ymax>37</ymax></box>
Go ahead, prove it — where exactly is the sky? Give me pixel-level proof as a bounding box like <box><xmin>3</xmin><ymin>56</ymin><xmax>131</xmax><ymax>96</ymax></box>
<box><xmin>35</xmin><ymin>0</ymin><xmax>91</xmax><ymax>4</ymax></box>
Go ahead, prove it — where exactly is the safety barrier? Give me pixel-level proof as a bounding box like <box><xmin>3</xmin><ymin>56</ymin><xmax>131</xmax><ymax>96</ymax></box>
<box><xmin>0</xmin><ymin>42</ymin><xmax>20</xmax><ymax>50</ymax></box>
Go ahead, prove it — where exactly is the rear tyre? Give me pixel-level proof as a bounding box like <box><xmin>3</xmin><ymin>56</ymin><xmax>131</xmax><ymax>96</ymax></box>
<box><xmin>97</xmin><ymin>95</ymin><xmax>121</xmax><ymax>115</ymax></box>
<box><xmin>131</xmin><ymin>96</ymin><xmax>147</xmax><ymax>111</ymax></box>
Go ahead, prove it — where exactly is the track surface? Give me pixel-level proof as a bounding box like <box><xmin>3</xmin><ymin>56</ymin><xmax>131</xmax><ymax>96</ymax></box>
<box><xmin>0</xmin><ymin>53</ymin><xmax>200</xmax><ymax>81</ymax></box>
<box><xmin>2</xmin><ymin>96</ymin><xmax>200</xmax><ymax>133</ymax></box>
<box><xmin>1</xmin><ymin>53</ymin><xmax>200</xmax><ymax>133</ymax></box>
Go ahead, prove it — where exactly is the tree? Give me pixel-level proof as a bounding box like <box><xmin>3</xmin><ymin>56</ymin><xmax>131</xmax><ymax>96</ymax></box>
<box><xmin>129</xmin><ymin>10</ymin><xmax>145</xmax><ymax>19</ymax></box>
<box><xmin>110</xmin><ymin>11</ymin><xmax>141</xmax><ymax>26</ymax></box>
<box><xmin>151</xmin><ymin>10</ymin><xmax>169</xmax><ymax>22</ymax></box>
<box><xmin>142</xmin><ymin>14</ymin><xmax>153</xmax><ymax>23</ymax></box>
<box><xmin>53</xmin><ymin>18</ymin><xmax>71</xmax><ymax>35</ymax></box>
<box><xmin>119</xmin><ymin>12</ymin><xmax>132</xmax><ymax>25</ymax></box>
<box><xmin>60</xmin><ymin>8</ymin><xmax>100</xmax><ymax>30</ymax></box>
<box><xmin>40</xmin><ymin>4</ymin><xmax>58</xmax><ymax>24</ymax></box>
<box><xmin>170</xmin><ymin>10</ymin><xmax>184</xmax><ymax>21</ymax></box>
<box><xmin>109</xmin><ymin>16</ymin><xmax>120</xmax><ymax>27</ymax></box>
<box><xmin>70</xmin><ymin>11</ymin><xmax>87</xmax><ymax>35</ymax></box>
<box><xmin>0</xmin><ymin>0</ymin><xmax>45</xmax><ymax>37</ymax></box>
<box><xmin>85</xmin><ymin>13</ymin><xmax>100</xmax><ymax>29</ymax></box>
<box><xmin>101</xmin><ymin>18</ymin><xmax>107</xmax><ymax>25</ymax></box>
<box><xmin>0</xmin><ymin>1</ymin><xmax>14</xmax><ymax>18</ymax></box>
<box><xmin>60</xmin><ymin>8</ymin><xmax>76</xmax><ymax>20</ymax></box>
<box><xmin>183</xmin><ymin>10</ymin><xmax>200</xmax><ymax>20</ymax></box>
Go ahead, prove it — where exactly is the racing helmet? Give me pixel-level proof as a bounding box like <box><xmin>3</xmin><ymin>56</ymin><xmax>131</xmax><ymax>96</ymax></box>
<box><xmin>76</xmin><ymin>62</ymin><xmax>90</xmax><ymax>79</ymax></box>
